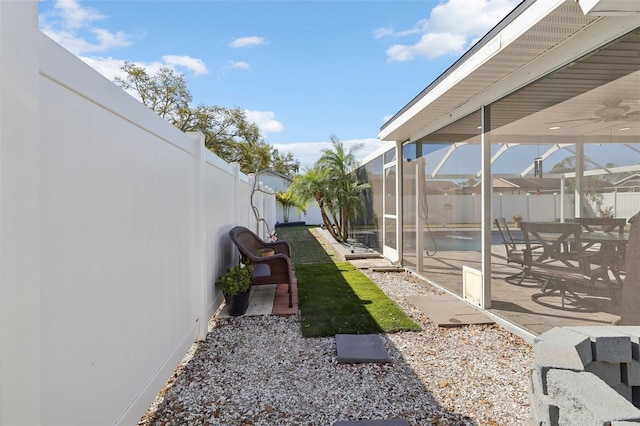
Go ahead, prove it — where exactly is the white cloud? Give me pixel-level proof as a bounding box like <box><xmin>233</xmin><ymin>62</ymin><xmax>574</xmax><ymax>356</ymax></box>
<box><xmin>379</xmin><ymin>0</ymin><xmax>518</xmax><ymax>61</ymax></box>
<box><xmin>387</xmin><ymin>32</ymin><xmax>467</xmax><ymax>61</ymax></box>
<box><xmin>229</xmin><ymin>36</ymin><xmax>267</xmax><ymax>48</ymax></box>
<box><xmin>39</xmin><ymin>0</ymin><xmax>209</xmax><ymax>79</ymax></box>
<box><xmin>229</xmin><ymin>60</ymin><xmax>250</xmax><ymax>70</ymax></box>
<box><xmin>272</xmin><ymin>138</ymin><xmax>387</xmax><ymax>170</ymax></box>
<box><xmin>78</xmin><ymin>56</ymin><xmax>126</xmax><ymax>81</ymax></box>
<box><xmin>52</xmin><ymin>0</ymin><xmax>105</xmax><ymax>30</ymax></box>
<box><xmin>40</xmin><ymin>0</ymin><xmax>131</xmax><ymax>55</ymax></box>
<box><xmin>244</xmin><ymin>110</ymin><xmax>284</xmax><ymax>136</ymax></box>
<box><xmin>372</xmin><ymin>27</ymin><xmax>395</xmax><ymax>39</ymax></box>
<box><xmin>162</xmin><ymin>55</ymin><xmax>209</xmax><ymax>75</ymax></box>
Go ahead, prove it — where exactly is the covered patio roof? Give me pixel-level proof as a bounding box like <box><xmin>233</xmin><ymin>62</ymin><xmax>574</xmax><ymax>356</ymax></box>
<box><xmin>378</xmin><ymin>0</ymin><xmax>640</xmax><ymax>168</ymax></box>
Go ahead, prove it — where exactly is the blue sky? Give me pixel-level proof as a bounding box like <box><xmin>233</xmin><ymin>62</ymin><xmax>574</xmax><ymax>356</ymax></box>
<box><xmin>38</xmin><ymin>0</ymin><xmax>519</xmax><ymax>168</ymax></box>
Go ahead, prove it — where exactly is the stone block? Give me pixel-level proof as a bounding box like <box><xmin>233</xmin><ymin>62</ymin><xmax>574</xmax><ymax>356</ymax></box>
<box><xmin>614</xmin><ymin>383</ymin><xmax>634</xmax><ymax>403</ymax></box>
<box><xmin>534</xmin><ymin>328</ymin><xmax>592</xmax><ymax>370</ymax></box>
<box><xmin>529</xmin><ymin>400</ymin><xmax>559</xmax><ymax>426</ymax></box>
<box><xmin>617</xmin><ymin>327</ymin><xmax>640</xmax><ymax>361</ymax></box>
<box><xmin>623</xmin><ymin>361</ymin><xmax>640</xmax><ymax>386</ymax></box>
<box><xmin>530</xmin><ymin>367</ymin><xmax>549</xmax><ymax>396</ymax></box>
<box><xmin>585</xmin><ymin>361</ymin><xmax>622</xmax><ymax>387</ymax></box>
<box><xmin>546</xmin><ymin>370</ymin><xmax>640</xmax><ymax>424</ymax></box>
<box><xmin>529</xmin><ymin>368</ymin><xmax>559</xmax><ymax>425</ymax></box>
<box><xmin>567</xmin><ymin>326</ymin><xmax>632</xmax><ymax>363</ymax></box>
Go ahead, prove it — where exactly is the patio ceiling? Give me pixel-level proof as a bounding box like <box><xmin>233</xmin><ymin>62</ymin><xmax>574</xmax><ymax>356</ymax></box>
<box><xmin>379</xmin><ymin>0</ymin><xmax>640</xmax><ymax>148</ymax></box>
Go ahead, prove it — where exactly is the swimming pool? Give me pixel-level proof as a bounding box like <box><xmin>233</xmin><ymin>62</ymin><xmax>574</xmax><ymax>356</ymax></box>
<box><xmin>407</xmin><ymin>229</ymin><xmax>511</xmax><ymax>252</ymax></box>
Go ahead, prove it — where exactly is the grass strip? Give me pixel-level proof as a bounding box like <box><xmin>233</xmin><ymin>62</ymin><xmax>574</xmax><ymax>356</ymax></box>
<box><xmin>296</xmin><ymin>261</ymin><xmax>421</xmax><ymax>337</ymax></box>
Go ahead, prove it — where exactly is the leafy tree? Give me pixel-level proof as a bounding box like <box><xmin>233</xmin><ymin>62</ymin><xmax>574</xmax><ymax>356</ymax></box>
<box><xmin>551</xmin><ymin>155</ymin><xmax>616</xmax><ymax>216</ymax></box>
<box><xmin>271</xmin><ymin>148</ymin><xmax>300</xmax><ymax>179</ymax></box>
<box><xmin>115</xmin><ymin>62</ymin><xmax>297</xmax><ymax>176</ymax></box>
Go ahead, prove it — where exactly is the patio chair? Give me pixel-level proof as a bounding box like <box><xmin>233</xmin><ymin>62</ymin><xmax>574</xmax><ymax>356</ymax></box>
<box><xmin>495</xmin><ymin>218</ymin><xmax>530</xmax><ymax>284</ymax></box>
<box><xmin>572</xmin><ymin>217</ymin><xmax>626</xmax><ymax>235</ymax></box>
<box><xmin>521</xmin><ymin>221</ymin><xmax>605</xmax><ymax>310</ymax></box>
<box><xmin>571</xmin><ymin>217</ymin><xmax>627</xmax><ymax>278</ymax></box>
<box><xmin>228</xmin><ymin>226</ymin><xmax>296</xmax><ymax>308</ymax></box>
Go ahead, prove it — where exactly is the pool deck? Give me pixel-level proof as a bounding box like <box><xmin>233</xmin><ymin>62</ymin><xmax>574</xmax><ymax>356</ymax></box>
<box><xmin>339</xmin><ymin>229</ymin><xmax>622</xmax><ymax>341</ymax></box>
<box><xmin>405</xmin><ymin>247</ymin><xmax>621</xmax><ymax>339</ymax></box>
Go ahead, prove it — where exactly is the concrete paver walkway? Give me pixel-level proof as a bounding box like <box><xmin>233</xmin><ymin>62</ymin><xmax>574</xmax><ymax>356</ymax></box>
<box><xmin>406</xmin><ymin>294</ymin><xmax>494</xmax><ymax>327</ymax></box>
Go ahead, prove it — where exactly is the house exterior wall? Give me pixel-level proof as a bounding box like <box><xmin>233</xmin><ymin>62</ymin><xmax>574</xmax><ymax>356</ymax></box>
<box><xmin>359</xmin><ymin>1</ymin><xmax>640</xmax><ymax>338</ymax></box>
<box><xmin>0</xmin><ymin>2</ymin><xmax>275</xmax><ymax>424</ymax></box>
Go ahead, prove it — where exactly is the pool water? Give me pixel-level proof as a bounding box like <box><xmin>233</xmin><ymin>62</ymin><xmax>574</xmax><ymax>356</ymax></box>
<box><xmin>419</xmin><ymin>230</ymin><xmax>511</xmax><ymax>252</ymax></box>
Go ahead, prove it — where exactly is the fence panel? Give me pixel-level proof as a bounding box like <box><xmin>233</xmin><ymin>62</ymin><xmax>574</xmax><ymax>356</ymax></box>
<box><xmin>0</xmin><ymin>24</ymin><xmax>274</xmax><ymax>425</ymax></box>
<box><xmin>39</xmin><ymin>37</ymin><xmax>204</xmax><ymax>425</ymax></box>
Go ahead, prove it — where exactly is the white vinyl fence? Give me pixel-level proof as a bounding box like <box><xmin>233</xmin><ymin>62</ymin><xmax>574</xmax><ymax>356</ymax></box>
<box><xmin>0</xmin><ymin>2</ymin><xmax>275</xmax><ymax>425</ymax></box>
<box><xmin>409</xmin><ymin>192</ymin><xmax>639</xmax><ymax>225</ymax></box>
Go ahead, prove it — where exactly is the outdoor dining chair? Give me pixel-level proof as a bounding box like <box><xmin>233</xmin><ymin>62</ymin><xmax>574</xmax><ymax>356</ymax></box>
<box><xmin>495</xmin><ymin>218</ymin><xmax>530</xmax><ymax>284</ymax></box>
<box><xmin>571</xmin><ymin>217</ymin><xmax>626</xmax><ymax>235</ymax></box>
<box><xmin>520</xmin><ymin>221</ymin><xmax>606</xmax><ymax>310</ymax></box>
<box><xmin>570</xmin><ymin>217</ymin><xmax>628</xmax><ymax>278</ymax></box>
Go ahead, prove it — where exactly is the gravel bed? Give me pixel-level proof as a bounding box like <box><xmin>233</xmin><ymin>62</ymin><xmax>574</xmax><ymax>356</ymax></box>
<box><xmin>140</xmin><ymin>270</ymin><xmax>533</xmax><ymax>426</ymax></box>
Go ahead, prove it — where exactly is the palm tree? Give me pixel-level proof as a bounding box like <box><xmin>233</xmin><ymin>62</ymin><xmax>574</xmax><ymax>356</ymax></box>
<box><xmin>290</xmin><ymin>167</ymin><xmax>340</xmax><ymax>240</ymax></box>
<box><xmin>275</xmin><ymin>187</ymin><xmax>305</xmax><ymax>223</ymax></box>
<box><xmin>303</xmin><ymin>135</ymin><xmax>370</xmax><ymax>242</ymax></box>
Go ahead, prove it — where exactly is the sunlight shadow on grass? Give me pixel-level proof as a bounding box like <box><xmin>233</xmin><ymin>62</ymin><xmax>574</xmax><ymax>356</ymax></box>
<box><xmin>296</xmin><ymin>261</ymin><xmax>420</xmax><ymax>337</ymax></box>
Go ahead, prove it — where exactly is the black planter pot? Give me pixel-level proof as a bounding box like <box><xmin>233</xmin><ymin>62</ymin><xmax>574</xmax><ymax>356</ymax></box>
<box><xmin>224</xmin><ymin>289</ymin><xmax>251</xmax><ymax>316</ymax></box>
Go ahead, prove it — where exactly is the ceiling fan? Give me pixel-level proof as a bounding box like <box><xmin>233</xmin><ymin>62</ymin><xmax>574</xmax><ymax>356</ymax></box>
<box><xmin>547</xmin><ymin>99</ymin><xmax>640</xmax><ymax>126</ymax></box>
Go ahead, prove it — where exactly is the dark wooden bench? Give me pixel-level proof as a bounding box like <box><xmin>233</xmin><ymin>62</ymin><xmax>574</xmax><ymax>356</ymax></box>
<box><xmin>228</xmin><ymin>226</ymin><xmax>296</xmax><ymax>308</ymax></box>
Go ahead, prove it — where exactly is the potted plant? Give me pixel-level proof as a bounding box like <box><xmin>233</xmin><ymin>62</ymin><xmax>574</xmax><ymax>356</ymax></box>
<box><xmin>216</xmin><ymin>263</ymin><xmax>253</xmax><ymax>316</ymax></box>
<box><xmin>258</xmin><ymin>247</ymin><xmax>275</xmax><ymax>257</ymax></box>
<box><xmin>512</xmin><ymin>214</ymin><xmax>523</xmax><ymax>228</ymax></box>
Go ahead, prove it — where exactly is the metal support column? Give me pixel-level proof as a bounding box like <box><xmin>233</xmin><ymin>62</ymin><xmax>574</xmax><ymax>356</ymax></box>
<box><xmin>481</xmin><ymin>105</ymin><xmax>492</xmax><ymax>308</ymax></box>
<box><xmin>416</xmin><ymin>157</ymin><xmax>425</xmax><ymax>272</ymax></box>
<box><xmin>575</xmin><ymin>143</ymin><xmax>584</xmax><ymax>218</ymax></box>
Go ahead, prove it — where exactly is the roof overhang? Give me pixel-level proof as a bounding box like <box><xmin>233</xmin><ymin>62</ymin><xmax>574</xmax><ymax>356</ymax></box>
<box><xmin>577</xmin><ymin>0</ymin><xmax>640</xmax><ymax>16</ymax></box>
<box><xmin>379</xmin><ymin>0</ymin><xmax>640</xmax><ymax>144</ymax></box>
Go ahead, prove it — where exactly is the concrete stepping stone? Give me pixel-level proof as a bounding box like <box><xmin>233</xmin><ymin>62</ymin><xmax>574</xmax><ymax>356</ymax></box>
<box><xmin>335</xmin><ymin>334</ymin><xmax>392</xmax><ymax>363</ymax></box>
<box><xmin>334</xmin><ymin>420</ymin><xmax>409</xmax><ymax>425</ymax></box>
<box><xmin>407</xmin><ymin>294</ymin><xmax>494</xmax><ymax>327</ymax></box>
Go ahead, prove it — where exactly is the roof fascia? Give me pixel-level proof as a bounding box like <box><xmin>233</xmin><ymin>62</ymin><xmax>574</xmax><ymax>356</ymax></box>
<box><xmin>577</xmin><ymin>0</ymin><xmax>640</xmax><ymax>16</ymax></box>
<box><xmin>379</xmin><ymin>0</ymin><xmax>558</xmax><ymax>140</ymax></box>
<box><xmin>256</xmin><ymin>168</ymin><xmax>293</xmax><ymax>183</ymax></box>
<box><xmin>386</xmin><ymin>13</ymin><xmax>640</xmax><ymax>144</ymax></box>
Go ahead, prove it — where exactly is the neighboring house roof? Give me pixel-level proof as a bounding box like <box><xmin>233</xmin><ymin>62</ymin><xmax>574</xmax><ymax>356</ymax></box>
<box><xmin>496</xmin><ymin>178</ymin><xmax>561</xmax><ymax>191</ymax></box>
<box><xmin>615</xmin><ymin>173</ymin><xmax>640</xmax><ymax>187</ymax></box>
<box><xmin>257</xmin><ymin>169</ymin><xmax>293</xmax><ymax>183</ymax></box>
<box><xmin>255</xmin><ymin>169</ymin><xmax>293</xmax><ymax>193</ymax></box>
<box><xmin>424</xmin><ymin>180</ymin><xmax>461</xmax><ymax>194</ymax></box>
<box><xmin>606</xmin><ymin>173</ymin><xmax>640</xmax><ymax>192</ymax></box>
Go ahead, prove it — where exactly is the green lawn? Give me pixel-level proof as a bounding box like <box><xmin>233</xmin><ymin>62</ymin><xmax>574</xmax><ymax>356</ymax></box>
<box><xmin>276</xmin><ymin>226</ymin><xmax>421</xmax><ymax>337</ymax></box>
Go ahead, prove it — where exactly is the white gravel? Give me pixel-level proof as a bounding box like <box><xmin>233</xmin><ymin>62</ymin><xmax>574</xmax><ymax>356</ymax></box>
<box><xmin>140</xmin><ymin>270</ymin><xmax>533</xmax><ymax>426</ymax></box>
